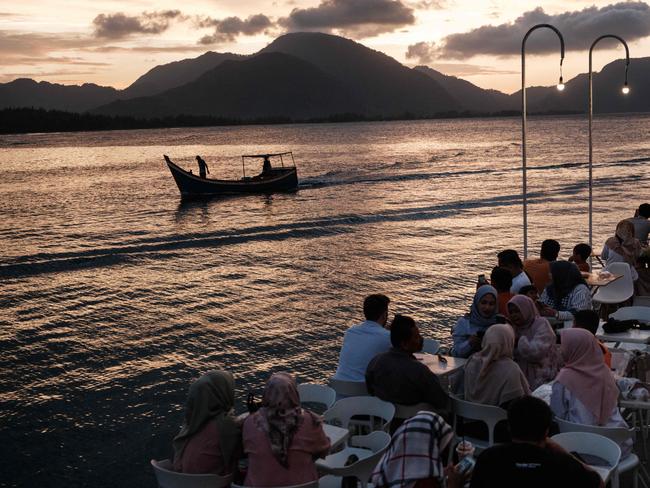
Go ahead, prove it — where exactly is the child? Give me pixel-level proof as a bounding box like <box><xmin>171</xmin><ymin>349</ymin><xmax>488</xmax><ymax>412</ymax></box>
<box><xmin>570</xmin><ymin>243</ymin><xmax>592</xmax><ymax>272</ymax></box>
<box><xmin>519</xmin><ymin>285</ymin><xmax>554</xmax><ymax>317</ymax></box>
<box><xmin>573</xmin><ymin>309</ymin><xmax>611</xmax><ymax>368</ymax></box>
<box><xmin>490</xmin><ymin>266</ymin><xmax>514</xmax><ymax>317</ymax></box>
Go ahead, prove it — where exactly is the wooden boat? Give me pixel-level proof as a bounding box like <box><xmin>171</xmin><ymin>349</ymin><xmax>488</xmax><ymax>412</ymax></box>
<box><xmin>164</xmin><ymin>152</ymin><xmax>299</xmax><ymax>197</ymax></box>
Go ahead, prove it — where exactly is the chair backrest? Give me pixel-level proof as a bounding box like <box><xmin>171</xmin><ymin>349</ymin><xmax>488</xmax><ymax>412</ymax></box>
<box><xmin>321</xmin><ymin>431</ymin><xmax>391</xmax><ymax>482</ymax></box>
<box><xmin>451</xmin><ymin>397</ymin><xmax>508</xmax><ymax>446</ymax></box>
<box><xmin>393</xmin><ymin>402</ymin><xmax>436</xmax><ymax>420</ymax></box>
<box><xmin>633</xmin><ymin>296</ymin><xmax>650</xmax><ymax>308</ymax></box>
<box><xmin>231</xmin><ymin>482</ymin><xmax>319</xmax><ymax>488</ymax></box>
<box><xmin>151</xmin><ymin>459</ymin><xmax>232</xmax><ymax>488</ymax></box>
<box><xmin>610</xmin><ymin>306</ymin><xmax>650</xmax><ymax>323</ymax></box>
<box><xmin>555</xmin><ymin>417</ymin><xmax>634</xmax><ymax>445</ymax></box>
<box><xmin>298</xmin><ymin>383</ymin><xmax>336</xmax><ymax>411</ymax></box>
<box><xmin>421</xmin><ymin>338</ymin><xmax>440</xmax><ymax>354</ymax></box>
<box><xmin>328</xmin><ymin>378</ymin><xmax>369</xmax><ymax>397</ymax></box>
<box><xmin>551</xmin><ymin>432</ymin><xmax>621</xmax><ymax>469</ymax></box>
<box><xmin>324</xmin><ymin>396</ymin><xmax>395</xmax><ymax>433</ymax></box>
<box><xmin>594</xmin><ymin>262</ymin><xmax>635</xmax><ymax>303</ymax></box>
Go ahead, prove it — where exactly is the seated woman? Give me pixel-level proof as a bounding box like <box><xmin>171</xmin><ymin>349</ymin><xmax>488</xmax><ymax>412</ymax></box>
<box><xmin>464</xmin><ymin>323</ymin><xmax>530</xmax><ymax>409</ymax></box>
<box><xmin>243</xmin><ymin>372</ymin><xmax>330</xmax><ymax>487</ymax></box>
<box><xmin>173</xmin><ymin>370</ymin><xmax>242</xmax><ymax>475</ymax></box>
<box><xmin>508</xmin><ymin>295</ymin><xmax>560</xmax><ymax>391</ymax></box>
<box><xmin>451</xmin><ymin>285</ymin><xmax>500</xmax><ymax>358</ymax></box>
<box><xmin>551</xmin><ymin>328</ymin><xmax>631</xmax><ymax>457</ymax></box>
<box><xmin>539</xmin><ymin>261</ymin><xmax>592</xmax><ymax>322</ymax></box>
<box><xmin>602</xmin><ymin>219</ymin><xmax>643</xmax><ymax>281</ymax></box>
<box><xmin>371</xmin><ymin>411</ymin><xmax>454</xmax><ymax>488</ymax></box>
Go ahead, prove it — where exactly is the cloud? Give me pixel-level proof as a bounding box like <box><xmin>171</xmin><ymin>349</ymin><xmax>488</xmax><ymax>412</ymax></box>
<box><xmin>93</xmin><ymin>10</ymin><xmax>185</xmax><ymax>39</ymax></box>
<box><xmin>406</xmin><ymin>41</ymin><xmax>437</xmax><ymax>63</ymax></box>
<box><xmin>0</xmin><ymin>70</ymin><xmax>101</xmax><ymax>83</ymax></box>
<box><xmin>409</xmin><ymin>1</ymin><xmax>447</xmax><ymax>9</ymax></box>
<box><xmin>279</xmin><ymin>0</ymin><xmax>415</xmax><ymax>38</ymax></box>
<box><xmin>196</xmin><ymin>14</ymin><xmax>273</xmax><ymax>44</ymax></box>
<box><xmin>0</xmin><ymin>30</ymin><xmax>103</xmax><ymax>58</ymax></box>
<box><xmin>435</xmin><ymin>1</ymin><xmax>650</xmax><ymax>59</ymax></box>
<box><xmin>428</xmin><ymin>63</ymin><xmax>518</xmax><ymax>77</ymax></box>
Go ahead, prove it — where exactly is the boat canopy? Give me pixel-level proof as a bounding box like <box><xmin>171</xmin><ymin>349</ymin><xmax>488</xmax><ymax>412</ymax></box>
<box><xmin>241</xmin><ymin>152</ymin><xmax>293</xmax><ymax>158</ymax></box>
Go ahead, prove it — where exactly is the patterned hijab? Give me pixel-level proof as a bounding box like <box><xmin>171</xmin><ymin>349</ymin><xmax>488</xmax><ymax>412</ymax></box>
<box><xmin>605</xmin><ymin>219</ymin><xmax>643</xmax><ymax>265</ymax></box>
<box><xmin>467</xmin><ymin>285</ymin><xmax>499</xmax><ymax>328</ymax></box>
<box><xmin>254</xmin><ymin>372</ymin><xmax>304</xmax><ymax>468</ymax></box>
<box><xmin>173</xmin><ymin>370</ymin><xmax>240</xmax><ymax>468</ymax></box>
<box><xmin>545</xmin><ymin>261</ymin><xmax>586</xmax><ymax>309</ymax></box>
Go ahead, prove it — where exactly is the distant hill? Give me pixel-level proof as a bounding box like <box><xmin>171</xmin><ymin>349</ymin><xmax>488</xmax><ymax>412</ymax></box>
<box><xmin>414</xmin><ymin>66</ymin><xmax>517</xmax><ymax>113</ymax></box>
<box><xmin>260</xmin><ymin>32</ymin><xmax>458</xmax><ymax>116</ymax></box>
<box><xmin>121</xmin><ymin>51</ymin><xmax>246</xmax><ymax>99</ymax></box>
<box><xmin>0</xmin><ymin>79</ymin><xmax>118</xmax><ymax>112</ymax></box>
<box><xmin>93</xmin><ymin>52</ymin><xmax>354</xmax><ymax>119</ymax></box>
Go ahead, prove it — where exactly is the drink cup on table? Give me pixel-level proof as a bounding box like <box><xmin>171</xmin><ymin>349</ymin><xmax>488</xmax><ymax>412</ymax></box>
<box><xmin>456</xmin><ymin>440</ymin><xmax>475</xmax><ymax>461</ymax></box>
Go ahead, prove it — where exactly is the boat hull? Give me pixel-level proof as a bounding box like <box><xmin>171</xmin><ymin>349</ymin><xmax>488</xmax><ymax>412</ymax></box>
<box><xmin>165</xmin><ymin>158</ymin><xmax>298</xmax><ymax>196</ymax></box>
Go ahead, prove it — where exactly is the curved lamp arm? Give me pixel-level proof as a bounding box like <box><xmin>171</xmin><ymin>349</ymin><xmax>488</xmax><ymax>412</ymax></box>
<box><xmin>588</xmin><ymin>35</ymin><xmax>630</xmax><ymax>250</ymax></box>
<box><xmin>521</xmin><ymin>24</ymin><xmax>565</xmax><ymax>259</ymax></box>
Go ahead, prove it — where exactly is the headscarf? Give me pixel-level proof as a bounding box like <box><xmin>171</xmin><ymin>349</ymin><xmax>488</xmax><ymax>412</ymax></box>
<box><xmin>544</xmin><ymin>261</ymin><xmax>586</xmax><ymax>310</ymax></box>
<box><xmin>467</xmin><ymin>285</ymin><xmax>499</xmax><ymax>327</ymax></box>
<box><xmin>556</xmin><ymin>328</ymin><xmax>619</xmax><ymax>425</ymax></box>
<box><xmin>371</xmin><ymin>411</ymin><xmax>453</xmax><ymax>487</ymax></box>
<box><xmin>464</xmin><ymin>324</ymin><xmax>530</xmax><ymax>406</ymax></box>
<box><xmin>605</xmin><ymin>220</ymin><xmax>643</xmax><ymax>265</ymax></box>
<box><xmin>507</xmin><ymin>294</ymin><xmax>541</xmax><ymax>328</ymax></box>
<box><xmin>254</xmin><ymin>372</ymin><xmax>304</xmax><ymax>468</ymax></box>
<box><xmin>173</xmin><ymin>370</ymin><xmax>240</xmax><ymax>468</ymax></box>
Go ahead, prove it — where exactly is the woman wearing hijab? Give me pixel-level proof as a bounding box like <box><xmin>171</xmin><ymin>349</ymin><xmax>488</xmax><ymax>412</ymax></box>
<box><xmin>551</xmin><ymin>328</ymin><xmax>631</xmax><ymax>456</ymax></box>
<box><xmin>451</xmin><ymin>285</ymin><xmax>500</xmax><ymax>358</ymax></box>
<box><xmin>508</xmin><ymin>295</ymin><xmax>560</xmax><ymax>391</ymax></box>
<box><xmin>602</xmin><ymin>219</ymin><xmax>643</xmax><ymax>281</ymax></box>
<box><xmin>539</xmin><ymin>261</ymin><xmax>593</xmax><ymax>322</ymax></box>
<box><xmin>172</xmin><ymin>370</ymin><xmax>242</xmax><ymax>475</ymax></box>
<box><xmin>243</xmin><ymin>372</ymin><xmax>330</xmax><ymax>487</ymax></box>
<box><xmin>464</xmin><ymin>323</ymin><xmax>530</xmax><ymax>409</ymax></box>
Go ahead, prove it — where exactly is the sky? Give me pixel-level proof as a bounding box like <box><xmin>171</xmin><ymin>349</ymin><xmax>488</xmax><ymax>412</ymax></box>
<box><xmin>2</xmin><ymin>0</ymin><xmax>649</xmax><ymax>94</ymax></box>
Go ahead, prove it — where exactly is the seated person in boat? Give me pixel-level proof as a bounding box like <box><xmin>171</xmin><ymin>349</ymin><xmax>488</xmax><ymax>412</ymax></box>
<box><xmin>172</xmin><ymin>370</ymin><xmax>242</xmax><ymax>475</ymax></box>
<box><xmin>365</xmin><ymin>314</ymin><xmax>448</xmax><ymax>410</ymax></box>
<box><xmin>261</xmin><ymin>156</ymin><xmax>272</xmax><ymax>176</ymax></box>
<box><xmin>196</xmin><ymin>155</ymin><xmax>209</xmax><ymax>179</ymax></box>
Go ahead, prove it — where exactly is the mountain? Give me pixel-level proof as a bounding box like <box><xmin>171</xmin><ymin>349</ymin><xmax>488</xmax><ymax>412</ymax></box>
<box><xmin>260</xmin><ymin>32</ymin><xmax>458</xmax><ymax>116</ymax></box>
<box><xmin>414</xmin><ymin>66</ymin><xmax>516</xmax><ymax>113</ymax></box>
<box><xmin>121</xmin><ymin>51</ymin><xmax>246</xmax><ymax>99</ymax></box>
<box><xmin>0</xmin><ymin>79</ymin><xmax>118</xmax><ymax>112</ymax></box>
<box><xmin>93</xmin><ymin>52</ymin><xmax>354</xmax><ymax>119</ymax></box>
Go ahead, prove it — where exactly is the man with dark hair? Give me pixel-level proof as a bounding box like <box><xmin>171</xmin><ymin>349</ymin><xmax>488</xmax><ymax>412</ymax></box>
<box><xmin>524</xmin><ymin>239</ymin><xmax>560</xmax><ymax>293</ymax></box>
<box><xmin>334</xmin><ymin>294</ymin><xmax>391</xmax><ymax>381</ymax></box>
<box><xmin>628</xmin><ymin>203</ymin><xmax>650</xmax><ymax>245</ymax></box>
<box><xmin>365</xmin><ymin>314</ymin><xmax>448</xmax><ymax>409</ymax></box>
<box><xmin>573</xmin><ymin>309</ymin><xmax>611</xmax><ymax>367</ymax></box>
<box><xmin>471</xmin><ymin>396</ymin><xmax>602</xmax><ymax>488</ymax></box>
<box><xmin>498</xmin><ymin>249</ymin><xmax>531</xmax><ymax>294</ymax></box>
<box><xmin>491</xmin><ymin>266</ymin><xmax>514</xmax><ymax>317</ymax></box>
<box><xmin>570</xmin><ymin>243</ymin><xmax>592</xmax><ymax>272</ymax></box>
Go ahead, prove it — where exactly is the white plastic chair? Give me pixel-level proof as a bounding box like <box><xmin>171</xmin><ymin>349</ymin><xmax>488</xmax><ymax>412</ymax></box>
<box><xmin>151</xmin><ymin>459</ymin><xmax>232</xmax><ymax>488</ymax></box>
<box><xmin>328</xmin><ymin>378</ymin><xmax>369</xmax><ymax>398</ymax></box>
<box><xmin>633</xmin><ymin>296</ymin><xmax>650</xmax><ymax>308</ymax></box>
<box><xmin>551</xmin><ymin>432</ymin><xmax>621</xmax><ymax>487</ymax></box>
<box><xmin>450</xmin><ymin>396</ymin><xmax>508</xmax><ymax>453</ymax></box>
<box><xmin>594</xmin><ymin>263</ymin><xmax>635</xmax><ymax>305</ymax></box>
<box><xmin>298</xmin><ymin>383</ymin><xmax>336</xmax><ymax>411</ymax></box>
<box><xmin>555</xmin><ymin>417</ymin><xmax>639</xmax><ymax>488</ymax></box>
<box><xmin>610</xmin><ymin>307</ymin><xmax>650</xmax><ymax>323</ymax></box>
<box><xmin>315</xmin><ymin>431</ymin><xmax>391</xmax><ymax>488</ymax></box>
<box><xmin>324</xmin><ymin>396</ymin><xmax>395</xmax><ymax>434</ymax></box>
<box><xmin>231</xmin><ymin>482</ymin><xmax>319</xmax><ymax>488</ymax></box>
<box><xmin>422</xmin><ymin>338</ymin><xmax>440</xmax><ymax>354</ymax></box>
<box><xmin>393</xmin><ymin>402</ymin><xmax>436</xmax><ymax>422</ymax></box>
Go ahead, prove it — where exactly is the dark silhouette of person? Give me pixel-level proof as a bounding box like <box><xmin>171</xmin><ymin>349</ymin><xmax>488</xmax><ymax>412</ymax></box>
<box><xmin>196</xmin><ymin>156</ymin><xmax>209</xmax><ymax>178</ymax></box>
<box><xmin>261</xmin><ymin>156</ymin><xmax>272</xmax><ymax>177</ymax></box>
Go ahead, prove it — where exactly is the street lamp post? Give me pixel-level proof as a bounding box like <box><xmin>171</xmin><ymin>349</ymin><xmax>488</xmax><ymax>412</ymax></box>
<box><xmin>521</xmin><ymin>24</ymin><xmax>565</xmax><ymax>259</ymax></box>
<box><xmin>588</xmin><ymin>35</ymin><xmax>630</xmax><ymax>250</ymax></box>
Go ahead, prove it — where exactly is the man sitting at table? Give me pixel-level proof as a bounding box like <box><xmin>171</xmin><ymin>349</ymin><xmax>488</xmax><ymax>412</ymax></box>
<box><xmin>470</xmin><ymin>396</ymin><xmax>602</xmax><ymax>488</ymax></box>
<box><xmin>333</xmin><ymin>294</ymin><xmax>391</xmax><ymax>382</ymax></box>
<box><xmin>498</xmin><ymin>249</ymin><xmax>532</xmax><ymax>293</ymax></box>
<box><xmin>524</xmin><ymin>239</ymin><xmax>560</xmax><ymax>293</ymax></box>
<box><xmin>365</xmin><ymin>314</ymin><xmax>448</xmax><ymax>410</ymax></box>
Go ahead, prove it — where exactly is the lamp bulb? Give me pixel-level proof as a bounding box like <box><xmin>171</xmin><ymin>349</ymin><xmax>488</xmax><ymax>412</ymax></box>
<box><xmin>622</xmin><ymin>85</ymin><xmax>630</xmax><ymax>95</ymax></box>
<box><xmin>557</xmin><ymin>83</ymin><xmax>565</xmax><ymax>92</ymax></box>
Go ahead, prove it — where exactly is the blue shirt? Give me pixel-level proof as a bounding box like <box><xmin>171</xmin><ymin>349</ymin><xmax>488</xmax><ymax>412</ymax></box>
<box><xmin>334</xmin><ymin>320</ymin><xmax>391</xmax><ymax>381</ymax></box>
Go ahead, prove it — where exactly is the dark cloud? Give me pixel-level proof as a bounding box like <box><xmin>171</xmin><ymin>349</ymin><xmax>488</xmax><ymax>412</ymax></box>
<box><xmin>406</xmin><ymin>41</ymin><xmax>437</xmax><ymax>63</ymax></box>
<box><xmin>280</xmin><ymin>0</ymin><xmax>415</xmax><ymax>37</ymax></box>
<box><xmin>93</xmin><ymin>10</ymin><xmax>185</xmax><ymax>39</ymax></box>
<box><xmin>436</xmin><ymin>1</ymin><xmax>650</xmax><ymax>59</ymax></box>
<box><xmin>196</xmin><ymin>14</ymin><xmax>273</xmax><ymax>44</ymax></box>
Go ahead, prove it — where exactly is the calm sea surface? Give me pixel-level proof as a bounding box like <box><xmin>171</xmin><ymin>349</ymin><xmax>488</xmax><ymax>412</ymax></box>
<box><xmin>1</xmin><ymin>115</ymin><xmax>649</xmax><ymax>487</ymax></box>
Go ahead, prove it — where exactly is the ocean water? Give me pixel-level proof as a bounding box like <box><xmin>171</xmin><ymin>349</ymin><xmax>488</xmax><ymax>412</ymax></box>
<box><xmin>1</xmin><ymin>114</ymin><xmax>649</xmax><ymax>487</ymax></box>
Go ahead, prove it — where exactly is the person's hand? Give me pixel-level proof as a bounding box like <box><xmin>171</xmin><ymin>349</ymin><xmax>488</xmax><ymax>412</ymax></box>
<box><xmin>445</xmin><ymin>463</ymin><xmax>469</xmax><ymax>488</ymax></box>
<box><xmin>247</xmin><ymin>392</ymin><xmax>261</xmax><ymax>414</ymax></box>
<box><xmin>541</xmin><ymin>306</ymin><xmax>556</xmax><ymax>317</ymax></box>
<box><xmin>468</xmin><ymin>334</ymin><xmax>482</xmax><ymax>351</ymax></box>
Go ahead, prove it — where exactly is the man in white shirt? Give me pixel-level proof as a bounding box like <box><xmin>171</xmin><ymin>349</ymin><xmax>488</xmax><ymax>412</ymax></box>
<box><xmin>334</xmin><ymin>294</ymin><xmax>391</xmax><ymax>381</ymax></box>
<box><xmin>498</xmin><ymin>249</ymin><xmax>532</xmax><ymax>293</ymax></box>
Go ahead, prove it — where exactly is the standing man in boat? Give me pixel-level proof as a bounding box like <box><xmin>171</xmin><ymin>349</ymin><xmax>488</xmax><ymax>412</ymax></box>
<box><xmin>261</xmin><ymin>156</ymin><xmax>272</xmax><ymax>176</ymax></box>
<box><xmin>196</xmin><ymin>155</ymin><xmax>209</xmax><ymax>179</ymax></box>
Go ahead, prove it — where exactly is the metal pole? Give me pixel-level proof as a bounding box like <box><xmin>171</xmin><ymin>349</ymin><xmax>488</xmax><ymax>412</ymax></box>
<box><xmin>588</xmin><ymin>35</ymin><xmax>630</xmax><ymax>251</ymax></box>
<box><xmin>242</xmin><ymin>156</ymin><xmax>246</xmax><ymax>178</ymax></box>
<box><xmin>521</xmin><ymin>24</ymin><xmax>565</xmax><ymax>259</ymax></box>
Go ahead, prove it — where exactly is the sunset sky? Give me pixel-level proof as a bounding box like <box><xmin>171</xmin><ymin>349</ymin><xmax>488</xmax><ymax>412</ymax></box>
<box><xmin>2</xmin><ymin>0</ymin><xmax>649</xmax><ymax>94</ymax></box>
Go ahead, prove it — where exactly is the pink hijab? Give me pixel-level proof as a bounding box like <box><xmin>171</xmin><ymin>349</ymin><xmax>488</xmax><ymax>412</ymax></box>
<box><xmin>508</xmin><ymin>294</ymin><xmax>544</xmax><ymax>330</ymax></box>
<box><xmin>556</xmin><ymin>328</ymin><xmax>619</xmax><ymax>425</ymax></box>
